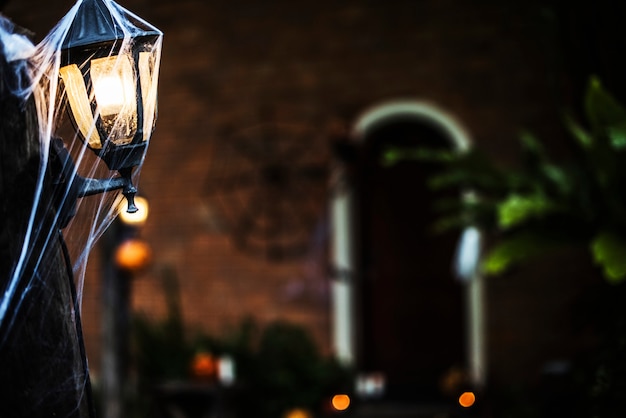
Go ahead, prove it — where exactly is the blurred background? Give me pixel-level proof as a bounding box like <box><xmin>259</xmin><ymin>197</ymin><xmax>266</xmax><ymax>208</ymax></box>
<box><xmin>3</xmin><ymin>0</ymin><xmax>626</xmax><ymax>417</ymax></box>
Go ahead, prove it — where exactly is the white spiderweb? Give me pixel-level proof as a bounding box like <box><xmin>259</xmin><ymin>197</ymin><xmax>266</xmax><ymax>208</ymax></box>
<box><xmin>0</xmin><ymin>1</ymin><xmax>161</xmax><ymax>416</ymax></box>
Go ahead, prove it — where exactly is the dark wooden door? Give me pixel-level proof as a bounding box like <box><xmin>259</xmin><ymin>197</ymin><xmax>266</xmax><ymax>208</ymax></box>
<box><xmin>357</xmin><ymin>120</ymin><xmax>465</xmax><ymax>402</ymax></box>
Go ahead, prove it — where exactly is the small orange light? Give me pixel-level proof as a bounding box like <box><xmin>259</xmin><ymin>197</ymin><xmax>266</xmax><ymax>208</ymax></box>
<box><xmin>190</xmin><ymin>352</ymin><xmax>216</xmax><ymax>379</ymax></box>
<box><xmin>283</xmin><ymin>408</ymin><xmax>312</xmax><ymax>418</ymax></box>
<box><xmin>114</xmin><ymin>238</ymin><xmax>151</xmax><ymax>272</ymax></box>
<box><xmin>331</xmin><ymin>394</ymin><xmax>350</xmax><ymax>411</ymax></box>
<box><xmin>459</xmin><ymin>391</ymin><xmax>476</xmax><ymax>408</ymax></box>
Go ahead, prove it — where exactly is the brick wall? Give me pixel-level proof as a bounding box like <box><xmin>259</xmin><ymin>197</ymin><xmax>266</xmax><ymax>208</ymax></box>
<box><xmin>3</xmin><ymin>0</ymin><xmax>587</xmax><ymax>388</ymax></box>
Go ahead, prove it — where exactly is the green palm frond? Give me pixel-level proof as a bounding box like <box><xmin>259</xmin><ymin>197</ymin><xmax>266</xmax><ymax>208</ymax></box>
<box><xmin>384</xmin><ymin>77</ymin><xmax>626</xmax><ymax>282</ymax></box>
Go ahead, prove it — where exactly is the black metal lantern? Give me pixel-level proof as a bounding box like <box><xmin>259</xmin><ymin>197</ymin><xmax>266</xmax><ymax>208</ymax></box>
<box><xmin>57</xmin><ymin>0</ymin><xmax>162</xmax><ymax>213</ymax></box>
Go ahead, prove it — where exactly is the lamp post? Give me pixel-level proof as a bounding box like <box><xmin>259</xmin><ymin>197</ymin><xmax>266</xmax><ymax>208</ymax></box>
<box><xmin>102</xmin><ymin>196</ymin><xmax>151</xmax><ymax>418</ymax></box>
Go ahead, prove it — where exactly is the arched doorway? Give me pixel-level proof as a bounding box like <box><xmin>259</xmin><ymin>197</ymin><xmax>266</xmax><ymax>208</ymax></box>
<box><xmin>359</xmin><ymin>116</ymin><xmax>465</xmax><ymax>402</ymax></box>
<box><xmin>329</xmin><ymin>101</ymin><xmax>485</xmax><ymax>402</ymax></box>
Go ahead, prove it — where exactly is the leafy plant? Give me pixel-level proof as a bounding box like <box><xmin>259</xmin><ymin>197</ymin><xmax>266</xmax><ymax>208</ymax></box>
<box><xmin>384</xmin><ymin>77</ymin><xmax>626</xmax><ymax>283</ymax></box>
<box><xmin>132</xmin><ymin>266</ymin><xmax>192</xmax><ymax>383</ymax></box>
<box><xmin>230</xmin><ymin>321</ymin><xmax>353</xmax><ymax>418</ymax></box>
<box><xmin>130</xmin><ymin>267</ymin><xmax>352</xmax><ymax>418</ymax></box>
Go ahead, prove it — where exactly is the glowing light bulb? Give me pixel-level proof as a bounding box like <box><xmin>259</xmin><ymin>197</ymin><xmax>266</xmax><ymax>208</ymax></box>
<box><xmin>91</xmin><ymin>55</ymin><xmax>135</xmax><ymax>115</ymax></box>
<box><xmin>89</xmin><ymin>54</ymin><xmax>137</xmax><ymax>143</ymax></box>
<box><xmin>93</xmin><ymin>75</ymin><xmax>126</xmax><ymax>115</ymax></box>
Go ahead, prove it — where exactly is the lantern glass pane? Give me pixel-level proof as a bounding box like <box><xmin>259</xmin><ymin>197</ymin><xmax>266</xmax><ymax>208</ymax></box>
<box><xmin>90</xmin><ymin>54</ymin><xmax>137</xmax><ymax>145</ymax></box>
<box><xmin>139</xmin><ymin>50</ymin><xmax>158</xmax><ymax>142</ymax></box>
<box><xmin>59</xmin><ymin>63</ymin><xmax>103</xmax><ymax>149</ymax></box>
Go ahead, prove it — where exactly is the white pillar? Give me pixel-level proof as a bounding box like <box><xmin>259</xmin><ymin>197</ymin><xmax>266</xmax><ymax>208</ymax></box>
<box><xmin>467</xmin><ymin>272</ymin><xmax>486</xmax><ymax>388</ymax></box>
<box><xmin>330</xmin><ymin>183</ymin><xmax>355</xmax><ymax>366</ymax></box>
<box><xmin>455</xmin><ymin>226</ymin><xmax>487</xmax><ymax>388</ymax></box>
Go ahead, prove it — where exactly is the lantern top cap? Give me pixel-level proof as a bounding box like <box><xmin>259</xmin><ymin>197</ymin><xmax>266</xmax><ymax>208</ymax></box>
<box><xmin>61</xmin><ymin>0</ymin><xmax>162</xmax><ymax>50</ymax></box>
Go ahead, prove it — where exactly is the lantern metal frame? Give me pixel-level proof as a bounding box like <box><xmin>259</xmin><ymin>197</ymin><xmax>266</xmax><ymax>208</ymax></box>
<box><xmin>55</xmin><ymin>0</ymin><xmax>162</xmax><ymax>215</ymax></box>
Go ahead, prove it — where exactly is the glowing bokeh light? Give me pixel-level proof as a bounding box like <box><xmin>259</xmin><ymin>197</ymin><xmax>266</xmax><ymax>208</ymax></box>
<box><xmin>284</xmin><ymin>408</ymin><xmax>312</xmax><ymax>418</ymax></box>
<box><xmin>119</xmin><ymin>195</ymin><xmax>149</xmax><ymax>225</ymax></box>
<box><xmin>331</xmin><ymin>394</ymin><xmax>351</xmax><ymax>411</ymax></box>
<box><xmin>114</xmin><ymin>238</ymin><xmax>151</xmax><ymax>271</ymax></box>
<box><xmin>459</xmin><ymin>391</ymin><xmax>476</xmax><ymax>408</ymax></box>
<box><xmin>190</xmin><ymin>351</ymin><xmax>216</xmax><ymax>379</ymax></box>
